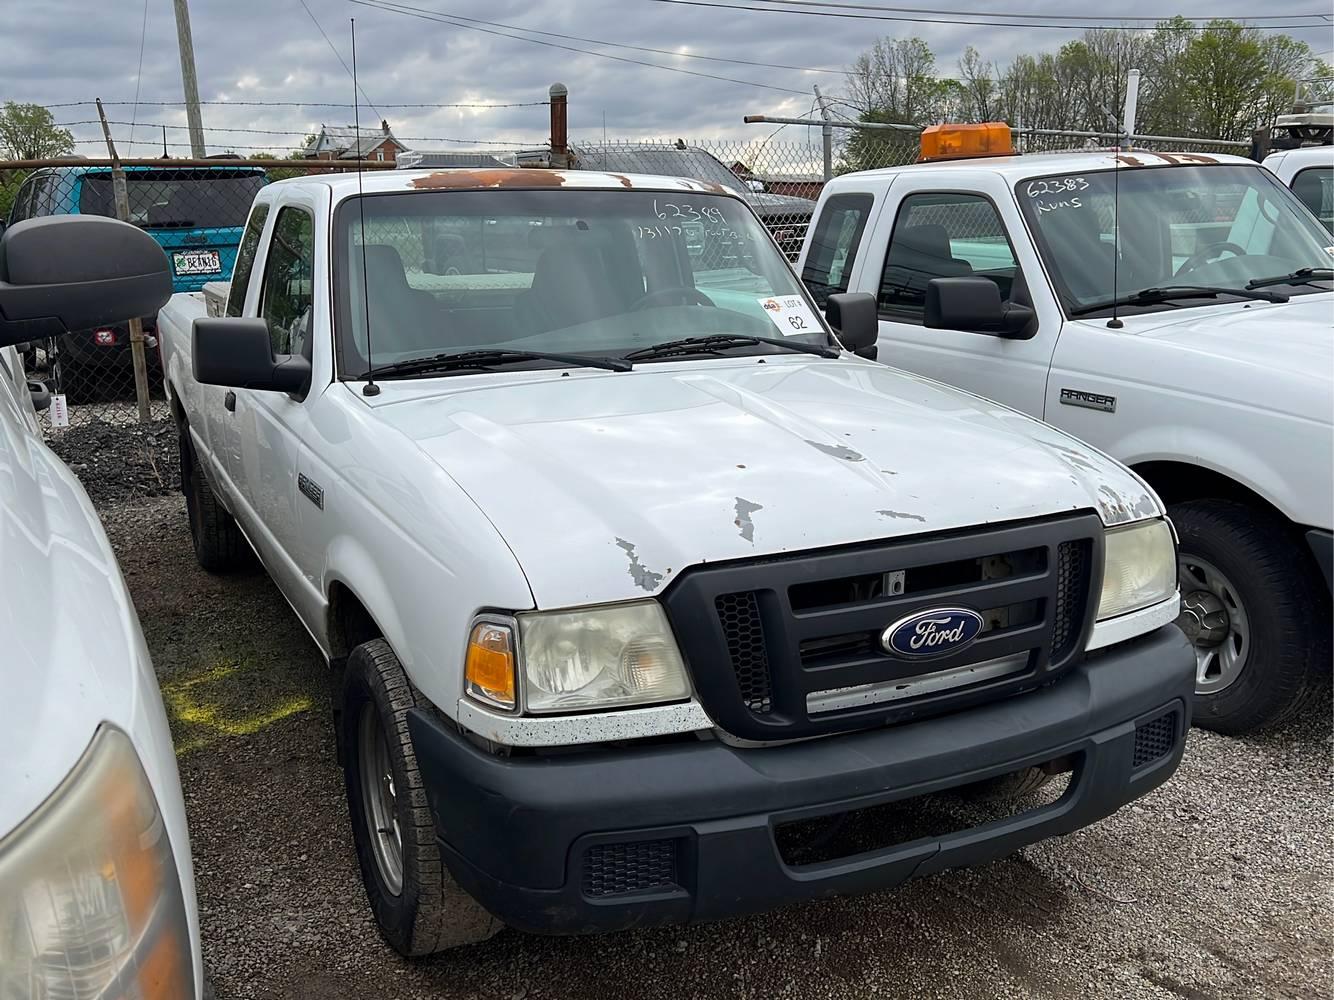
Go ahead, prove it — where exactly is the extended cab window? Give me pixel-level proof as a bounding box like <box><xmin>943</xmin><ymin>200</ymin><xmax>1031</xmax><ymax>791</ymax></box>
<box><xmin>258</xmin><ymin>207</ymin><xmax>315</xmax><ymax>357</ymax></box>
<box><xmin>226</xmin><ymin>204</ymin><xmax>270</xmax><ymax>317</ymax></box>
<box><xmin>802</xmin><ymin>193</ymin><xmax>873</xmax><ymax>308</ymax></box>
<box><xmin>878</xmin><ymin>193</ymin><xmax>1019</xmax><ymax>323</ymax></box>
<box><xmin>1291</xmin><ymin>166</ymin><xmax>1333</xmax><ymax>233</ymax></box>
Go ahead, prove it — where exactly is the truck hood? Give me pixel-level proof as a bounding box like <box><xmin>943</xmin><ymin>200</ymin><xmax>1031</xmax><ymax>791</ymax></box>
<box><xmin>1070</xmin><ymin>294</ymin><xmax>1334</xmax><ymax>421</ymax></box>
<box><xmin>370</xmin><ymin>357</ymin><xmax>1159</xmax><ymax>608</ymax></box>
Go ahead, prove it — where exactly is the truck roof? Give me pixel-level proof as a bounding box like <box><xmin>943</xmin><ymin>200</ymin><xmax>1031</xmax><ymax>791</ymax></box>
<box><xmin>827</xmin><ymin>149</ymin><xmax>1255</xmax><ymax>186</ymax></box>
<box><xmin>269</xmin><ymin>167</ymin><xmax>737</xmax><ymax>200</ymax></box>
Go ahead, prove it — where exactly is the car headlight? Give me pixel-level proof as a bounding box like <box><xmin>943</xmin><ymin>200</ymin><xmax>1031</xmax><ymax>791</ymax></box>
<box><xmin>0</xmin><ymin>726</ymin><xmax>194</xmax><ymax>1000</ymax></box>
<box><xmin>465</xmin><ymin>601</ymin><xmax>691</xmax><ymax>715</ymax></box>
<box><xmin>1097</xmin><ymin>519</ymin><xmax>1177</xmax><ymax>620</ymax></box>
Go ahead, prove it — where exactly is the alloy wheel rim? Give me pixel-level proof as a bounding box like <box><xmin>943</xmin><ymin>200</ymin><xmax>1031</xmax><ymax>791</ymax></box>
<box><xmin>358</xmin><ymin>704</ymin><xmax>404</xmax><ymax>896</ymax></box>
<box><xmin>1177</xmin><ymin>554</ymin><xmax>1250</xmax><ymax>695</ymax></box>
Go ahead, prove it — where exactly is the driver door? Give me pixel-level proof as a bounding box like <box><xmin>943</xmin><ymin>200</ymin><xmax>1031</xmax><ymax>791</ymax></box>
<box><xmin>857</xmin><ymin>176</ymin><xmax>1062</xmax><ymax>417</ymax></box>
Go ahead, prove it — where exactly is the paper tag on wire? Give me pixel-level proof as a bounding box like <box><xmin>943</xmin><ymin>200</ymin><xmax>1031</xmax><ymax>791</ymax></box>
<box><xmin>757</xmin><ymin>295</ymin><xmax>822</xmax><ymax>337</ymax></box>
<box><xmin>49</xmin><ymin>393</ymin><xmax>69</xmax><ymax>428</ymax></box>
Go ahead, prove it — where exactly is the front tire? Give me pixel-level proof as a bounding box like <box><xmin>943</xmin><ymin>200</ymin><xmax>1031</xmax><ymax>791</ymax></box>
<box><xmin>1171</xmin><ymin>499</ymin><xmax>1327</xmax><ymax>735</ymax></box>
<box><xmin>341</xmin><ymin>639</ymin><xmax>501</xmax><ymax>956</ymax></box>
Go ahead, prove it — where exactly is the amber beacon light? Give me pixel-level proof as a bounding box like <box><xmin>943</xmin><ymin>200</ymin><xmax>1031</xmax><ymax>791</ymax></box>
<box><xmin>919</xmin><ymin>123</ymin><xmax>1015</xmax><ymax>162</ymax></box>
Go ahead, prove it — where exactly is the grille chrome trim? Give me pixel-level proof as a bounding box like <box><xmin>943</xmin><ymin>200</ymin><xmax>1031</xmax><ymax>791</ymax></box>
<box><xmin>806</xmin><ymin>652</ymin><xmax>1030</xmax><ymax>713</ymax></box>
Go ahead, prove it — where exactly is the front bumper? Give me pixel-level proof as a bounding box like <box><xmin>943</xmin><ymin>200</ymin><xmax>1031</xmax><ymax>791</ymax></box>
<box><xmin>410</xmin><ymin>625</ymin><xmax>1193</xmax><ymax>935</ymax></box>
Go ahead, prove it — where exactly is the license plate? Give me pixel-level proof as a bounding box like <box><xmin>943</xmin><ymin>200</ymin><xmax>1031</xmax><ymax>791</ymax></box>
<box><xmin>173</xmin><ymin>249</ymin><xmax>221</xmax><ymax>275</ymax></box>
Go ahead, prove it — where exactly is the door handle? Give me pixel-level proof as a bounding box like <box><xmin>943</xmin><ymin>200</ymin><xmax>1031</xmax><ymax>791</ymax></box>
<box><xmin>224</xmin><ymin>390</ymin><xmax>236</xmax><ymax>412</ymax></box>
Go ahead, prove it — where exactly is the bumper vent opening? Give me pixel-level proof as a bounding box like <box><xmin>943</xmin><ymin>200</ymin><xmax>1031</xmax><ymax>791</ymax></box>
<box><xmin>715</xmin><ymin>591</ymin><xmax>773</xmax><ymax>714</ymax></box>
<box><xmin>1132</xmin><ymin>710</ymin><xmax>1179</xmax><ymax>769</ymax></box>
<box><xmin>582</xmin><ymin>839</ymin><xmax>679</xmax><ymax>898</ymax></box>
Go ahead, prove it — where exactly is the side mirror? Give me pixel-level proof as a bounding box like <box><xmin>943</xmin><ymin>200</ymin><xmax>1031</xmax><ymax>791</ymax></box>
<box><xmin>0</xmin><ymin>216</ymin><xmax>172</xmax><ymax>350</ymax></box>
<box><xmin>924</xmin><ymin>276</ymin><xmax>1036</xmax><ymax>339</ymax></box>
<box><xmin>825</xmin><ymin>292</ymin><xmax>879</xmax><ymax>359</ymax></box>
<box><xmin>193</xmin><ymin>317</ymin><xmax>311</xmax><ymax>395</ymax></box>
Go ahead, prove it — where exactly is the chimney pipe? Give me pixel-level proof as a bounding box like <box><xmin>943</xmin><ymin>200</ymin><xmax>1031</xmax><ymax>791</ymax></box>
<box><xmin>549</xmin><ymin>82</ymin><xmax>569</xmax><ymax>168</ymax></box>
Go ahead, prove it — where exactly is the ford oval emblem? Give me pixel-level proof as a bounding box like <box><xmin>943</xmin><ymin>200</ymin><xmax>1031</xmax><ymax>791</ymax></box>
<box><xmin>882</xmin><ymin>607</ymin><xmax>985</xmax><ymax>659</ymax></box>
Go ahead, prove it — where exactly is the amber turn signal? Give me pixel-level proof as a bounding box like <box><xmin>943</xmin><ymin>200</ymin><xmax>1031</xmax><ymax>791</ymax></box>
<box><xmin>465</xmin><ymin>621</ymin><xmax>517</xmax><ymax>710</ymax></box>
<box><xmin>919</xmin><ymin>122</ymin><xmax>1014</xmax><ymax>162</ymax></box>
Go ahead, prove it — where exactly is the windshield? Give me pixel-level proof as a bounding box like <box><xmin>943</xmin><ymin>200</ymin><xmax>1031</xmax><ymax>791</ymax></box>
<box><xmin>575</xmin><ymin>147</ymin><xmax>745</xmax><ymax>193</ymax></box>
<box><xmin>79</xmin><ymin>170</ymin><xmax>265</xmax><ymax>230</ymax></box>
<box><xmin>1017</xmin><ymin>164</ymin><xmax>1334</xmax><ymax>316</ymax></box>
<box><xmin>334</xmin><ymin>188</ymin><xmax>827</xmax><ymax>378</ymax></box>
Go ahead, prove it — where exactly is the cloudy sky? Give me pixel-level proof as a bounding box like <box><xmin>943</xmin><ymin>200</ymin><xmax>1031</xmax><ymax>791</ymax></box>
<box><xmin>2</xmin><ymin>0</ymin><xmax>1329</xmax><ymax>157</ymax></box>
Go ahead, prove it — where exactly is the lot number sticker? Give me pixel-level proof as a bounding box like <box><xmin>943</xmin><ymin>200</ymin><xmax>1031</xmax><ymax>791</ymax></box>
<box><xmin>49</xmin><ymin>393</ymin><xmax>69</xmax><ymax>428</ymax></box>
<box><xmin>758</xmin><ymin>295</ymin><xmax>821</xmax><ymax>336</ymax></box>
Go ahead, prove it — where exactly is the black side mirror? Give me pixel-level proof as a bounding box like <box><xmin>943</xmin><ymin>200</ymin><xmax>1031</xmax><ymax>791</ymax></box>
<box><xmin>825</xmin><ymin>292</ymin><xmax>879</xmax><ymax>359</ymax></box>
<box><xmin>193</xmin><ymin>317</ymin><xmax>311</xmax><ymax>396</ymax></box>
<box><xmin>0</xmin><ymin>216</ymin><xmax>172</xmax><ymax>349</ymax></box>
<box><xmin>924</xmin><ymin>276</ymin><xmax>1036</xmax><ymax>339</ymax></box>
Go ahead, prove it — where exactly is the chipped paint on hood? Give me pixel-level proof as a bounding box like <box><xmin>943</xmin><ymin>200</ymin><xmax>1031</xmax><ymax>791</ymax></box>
<box><xmin>370</xmin><ymin>358</ymin><xmax>1161</xmax><ymax>608</ymax></box>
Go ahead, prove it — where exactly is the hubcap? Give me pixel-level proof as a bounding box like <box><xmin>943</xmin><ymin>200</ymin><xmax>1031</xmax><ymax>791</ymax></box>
<box><xmin>1176</xmin><ymin>554</ymin><xmax>1250</xmax><ymax>695</ymax></box>
<box><xmin>358</xmin><ymin>705</ymin><xmax>404</xmax><ymax>896</ymax></box>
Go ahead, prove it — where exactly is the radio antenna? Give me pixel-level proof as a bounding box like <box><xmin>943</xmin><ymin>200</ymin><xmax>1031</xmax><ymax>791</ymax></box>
<box><xmin>1107</xmin><ymin>149</ymin><xmax>1123</xmax><ymax>330</ymax></box>
<box><xmin>351</xmin><ymin>18</ymin><xmax>379</xmax><ymax>396</ymax></box>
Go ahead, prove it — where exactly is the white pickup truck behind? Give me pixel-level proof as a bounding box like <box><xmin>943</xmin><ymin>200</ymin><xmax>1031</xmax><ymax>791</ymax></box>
<box><xmin>158</xmin><ymin>167</ymin><xmax>1192</xmax><ymax>956</ymax></box>
<box><xmin>799</xmin><ymin>133</ymin><xmax>1333</xmax><ymax>735</ymax></box>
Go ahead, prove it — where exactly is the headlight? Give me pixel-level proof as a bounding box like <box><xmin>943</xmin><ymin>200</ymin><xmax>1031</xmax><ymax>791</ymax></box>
<box><xmin>517</xmin><ymin>601</ymin><xmax>691</xmax><ymax>714</ymax></box>
<box><xmin>1097</xmin><ymin>519</ymin><xmax>1177</xmax><ymax>620</ymax></box>
<box><xmin>0</xmin><ymin>726</ymin><xmax>194</xmax><ymax>1000</ymax></box>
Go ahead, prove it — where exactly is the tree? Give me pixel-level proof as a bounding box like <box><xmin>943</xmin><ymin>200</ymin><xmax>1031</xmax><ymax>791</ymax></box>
<box><xmin>0</xmin><ymin>102</ymin><xmax>75</xmax><ymax>160</ymax></box>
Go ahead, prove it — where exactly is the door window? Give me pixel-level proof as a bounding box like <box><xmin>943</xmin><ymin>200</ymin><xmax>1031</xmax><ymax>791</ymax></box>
<box><xmin>878</xmin><ymin>193</ymin><xmax>1019</xmax><ymax>323</ymax></box>
<box><xmin>801</xmin><ymin>193</ymin><xmax>873</xmax><ymax>308</ymax></box>
<box><xmin>226</xmin><ymin>204</ymin><xmax>271</xmax><ymax>318</ymax></box>
<box><xmin>258</xmin><ymin>207</ymin><xmax>315</xmax><ymax>357</ymax></box>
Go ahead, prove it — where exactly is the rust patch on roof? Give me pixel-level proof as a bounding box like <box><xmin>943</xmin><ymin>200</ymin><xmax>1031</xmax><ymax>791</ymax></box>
<box><xmin>409</xmin><ymin>168</ymin><xmax>568</xmax><ymax>190</ymax></box>
<box><xmin>606</xmin><ymin>173</ymin><xmax>635</xmax><ymax>189</ymax></box>
<box><xmin>1116</xmin><ymin>154</ymin><xmax>1146</xmax><ymax>167</ymax></box>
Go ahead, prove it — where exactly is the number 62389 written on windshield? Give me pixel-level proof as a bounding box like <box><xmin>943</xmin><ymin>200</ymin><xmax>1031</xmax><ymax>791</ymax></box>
<box><xmin>1026</xmin><ymin>177</ymin><xmax>1089</xmax><ymax>198</ymax></box>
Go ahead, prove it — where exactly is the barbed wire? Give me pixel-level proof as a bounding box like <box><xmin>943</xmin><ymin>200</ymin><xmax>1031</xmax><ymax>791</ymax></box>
<box><xmin>37</xmin><ymin>99</ymin><xmax>552</xmax><ymax>110</ymax></box>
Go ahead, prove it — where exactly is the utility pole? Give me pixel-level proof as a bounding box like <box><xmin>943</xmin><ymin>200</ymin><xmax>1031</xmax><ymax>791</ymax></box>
<box><xmin>813</xmin><ymin>84</ymin><xmax>833</xmax><ymax>182</ymax></box>
<box><xmin>172</xmin><ymin>0</ymin><xmax>207</xmax><ymax>157</ymax></box>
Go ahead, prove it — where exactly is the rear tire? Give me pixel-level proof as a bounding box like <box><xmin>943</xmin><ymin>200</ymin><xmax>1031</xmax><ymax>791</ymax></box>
<box><xmin>341</xmin><ymin>639</ymin><xmax>501</xmax><ymax>956</ymax></box>
<box><xmin>1171</xmin><ymin>499</ymin><xmax>1327</xmax><ymax>735</ymax></box>
<box><xmin>179</xmin><ymin>427</ymin><xmax>250</xmax><ymax>573</ymax></box>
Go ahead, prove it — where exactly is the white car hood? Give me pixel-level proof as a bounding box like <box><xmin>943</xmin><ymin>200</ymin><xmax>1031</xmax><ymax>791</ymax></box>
<box><xmin>370</xmin><ymin>357</ymin><xmax>1159</xmax><ymax>608</ymax></box>
<box><xmin>1072</xmin><ymin>295</ymin><xmax>1333</xmax><ymax>421</ymax></box>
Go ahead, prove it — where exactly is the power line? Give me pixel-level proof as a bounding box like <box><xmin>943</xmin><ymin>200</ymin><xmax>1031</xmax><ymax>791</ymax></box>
<box><xmin>351</xmin><ymin>0</ymin><xmax>844</xmax><ymax>74</ymax></box>
<box><xmin>39</xmin><ymin>99</ymin><xmax>551</xmax><ymax>109</ymax></box>
<box><xmin>738</xmin><ymin>0</ymin><xmax>1328</xmax><ymax>24</ymax></box>
<box><xmin>650</xmin><ymin>0</ymin><xmax>1331</xmax><ymax>31</ymax></box>
<box><xmin>57</xmin><ymin>119</ymin><xmax>545</xmax><ymax>144</ymax></box>
<box><xmin>296</xmin><ymin>0</ymin><xmax>384</xmax><ymax>119</ymax></box>
<box><xmin>346</xmin><ymin>0</ymin><xmax>811</xmax><ymax>94</ymax></box>
<box><xmin>128</xmin><ymin>0</ymin><xmax>150</xmax><ymax>150</ymax></box>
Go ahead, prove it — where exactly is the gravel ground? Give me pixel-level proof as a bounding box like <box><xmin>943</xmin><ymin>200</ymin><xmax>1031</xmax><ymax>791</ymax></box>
<box><xmin>49</xmin><ymin>415</ymin><xmax>179</xmax><ymax>505</ymax></box>
<box><xmin>101</xmin><ymin>493</ymin><xmax>1332</xmax><ymax>1000</ymax></box>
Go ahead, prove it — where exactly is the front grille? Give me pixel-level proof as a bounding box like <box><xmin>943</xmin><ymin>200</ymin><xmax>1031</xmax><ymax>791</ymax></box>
<box><xmin>665</xmin><ymin>513</ymin><xmax>1103</xmax><ymax>742</ymax></box>
<box><xmin>1052</xmin><ymin>540</ymin><xmax>1091</xmax><ymax>659</ymax></box>
<box><xmin>1133</xmin><ymin>711</ymin><xmax>1179</xmax><ymax>768</ymax></box>
<box><xmin>715</xmin><ymin>592</ymin><xmax>773</xmax><ymax>714</ymax></box>
<box><xmin>582</xmin><ymin>840</ymin><xmax>679</xmax><ymax>898</ymax></box>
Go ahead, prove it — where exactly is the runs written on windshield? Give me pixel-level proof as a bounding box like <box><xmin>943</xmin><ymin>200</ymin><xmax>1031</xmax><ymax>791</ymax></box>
<box><xmin>333</xmin><ymin>189</ymin><xmax>829</xmax><ymax>377</ymax></box>
<box><xmin>1017</xmin><ymin>164</ymin><xmax>1334</xmax><ymax>317</ymax></box>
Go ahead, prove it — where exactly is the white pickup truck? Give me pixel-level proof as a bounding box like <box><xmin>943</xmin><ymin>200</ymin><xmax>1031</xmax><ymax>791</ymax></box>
<box><xmin>158</xmin><ymin>167</ymin><xmax>1192</xmax><ymax>956</ymax></box>
<box><xmin>1263</xmin><ymin>144</ymin><xmax>1333</xmax><ymax>233</ymax></box>
<box><xmin>0</xmin><ymin>216</ymin><xmax>201</xmax><ymax>996</ymax></box>
<box><xmin>800</xmin><ymin>132</ymin><xmax>1333</xmax><ymax>735</ymax></box>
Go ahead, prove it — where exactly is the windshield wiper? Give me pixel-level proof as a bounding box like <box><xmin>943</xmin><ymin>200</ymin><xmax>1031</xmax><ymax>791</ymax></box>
<box><xmin>1068</xmin><ymin>284</ymin><xmax>1289</xmax><ymax>317</ymax></box>
<box><xmin>1246</xmin><ymin>267</ymin><xmax>1334</xmax><ymax>290</ymax></box>
<box><xmin>624</xmin><ymin>333</ymin><xmax>839</xmax><ymax>362</ymax></box>
<box><xmin>365</xmin><ymin>348</ymin><xmax>631</xmax><ymax>379</ymax></box>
